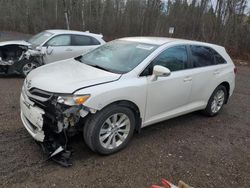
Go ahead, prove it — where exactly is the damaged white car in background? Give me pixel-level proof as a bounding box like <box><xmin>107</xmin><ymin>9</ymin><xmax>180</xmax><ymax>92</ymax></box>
<box><xmin>0</xmin><ymin>30</ymin><xmax>105</xmax><ymax>76</ymax></box>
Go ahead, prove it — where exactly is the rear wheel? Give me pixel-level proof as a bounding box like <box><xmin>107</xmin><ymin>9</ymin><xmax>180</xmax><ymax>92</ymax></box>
<box><xmin>203</xmin><ymin>85</ymin><xmax>227</xmax><ymax>116</ymax></box>
<box><xmin>84</xmin><ymin>105</ymin><xmax>135</xmax><ymax>155</ymax></box>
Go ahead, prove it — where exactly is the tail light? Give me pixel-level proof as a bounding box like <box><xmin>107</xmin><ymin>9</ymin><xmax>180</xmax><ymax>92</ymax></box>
<box><xmin>234</xmin><ymin>67</ymin><xmax>237</xmax><ymax>75</ymax></box>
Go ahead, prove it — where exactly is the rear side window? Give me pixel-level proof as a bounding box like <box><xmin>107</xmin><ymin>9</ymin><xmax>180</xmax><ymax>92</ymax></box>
<box><xmin>91</xmin><ymin>37</ymin><xmax>101</xmax><ymax>45</ymax></box>
<box><xmin>213</xmin><ymin>50</ymin><xmax>227</xmax><ymax>64</ymax></box>
<box><xmin>71</xmin><ymin>35</ymin><xmax>100</xmax><ymax>46</ymax></box>
<box><xmin>152</xmin><ymin>45</ymin><xmax>188</xmax><ymax>72</ymax></box>
<box><xmin>190</xmin><ymin>45</ymin><xmax>215</xmax><ymax>67</ymax></box>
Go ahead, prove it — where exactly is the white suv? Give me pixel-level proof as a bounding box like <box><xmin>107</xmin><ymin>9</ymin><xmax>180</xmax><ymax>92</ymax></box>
<box><xmin>20</xmin><ymin>37</ymin><xmax>235</xmax><ymax>160</ymax></box>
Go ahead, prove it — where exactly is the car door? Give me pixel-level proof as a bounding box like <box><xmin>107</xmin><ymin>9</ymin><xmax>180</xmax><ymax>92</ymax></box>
<box><xmin>143</xmin><ymin>45</ymin><xmax>193</xmax><ymax>125</ymax></box>
<box><xmin>43</xmin><ymin>34</ymin><xmax>73</xmax><ymax>63</ymax></box>
<box><xmin>70</xmin><ymin>34</ymin><xmax>101</xmax><ymax>56</ymax></box>
<box><xmin>187</xmin><ymin>45</ymin><xmax>225</xmax><ymax>107</ymax></box>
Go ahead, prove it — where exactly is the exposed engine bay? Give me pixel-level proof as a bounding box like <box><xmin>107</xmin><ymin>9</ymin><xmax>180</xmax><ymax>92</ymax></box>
<box><xmin>0</xmin><ymin>45</ymin><xmax>26</xmax><ymax>65</ymax></box>
<box><xmin>0</xmin><ymin>44</ymin><xmax>44</xmax><ymax>75</ymax></box>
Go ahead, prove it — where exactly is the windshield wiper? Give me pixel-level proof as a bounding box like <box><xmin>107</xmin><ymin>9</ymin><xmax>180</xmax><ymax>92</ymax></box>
<box><xmin>74</xmin><ymin>56</ymin><xmax>83</xmax><ymax>62</ymax></box>
<box><xmin>90</xmin><ymin>64</ymin><xmax>111</xmax><ymax>72</ymax></box>
<box><xmin>75</xmin><ymin>58</ymin><xmax>116</xmax><ymax>73</ymax></box>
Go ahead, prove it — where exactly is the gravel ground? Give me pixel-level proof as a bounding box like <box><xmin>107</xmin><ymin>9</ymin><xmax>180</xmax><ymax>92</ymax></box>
<box><xmin>0</xmin><ymin>31</ymin><xmax>250</xmax><ymax>187</ymax></box>
<box><xmin>0</xmin><ymin>65</ymin><xmax>249</xmax><ymax>188</ymax></box>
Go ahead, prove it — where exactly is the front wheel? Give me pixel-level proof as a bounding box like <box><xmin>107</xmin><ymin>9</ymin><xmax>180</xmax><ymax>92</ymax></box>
<box><xmin>203</xmin><ymin>85</ymin><xmax>227</xmax><ymax>116</ymax></box>
<box><xmin>19</xmin><ymin>60</ymin><xmax>39</xmax><ymax>77</ymax></box>
<box><xmin>84</xmin><ymin>105</ymin><xmax>135</xmax><ymax>155</ymax></box>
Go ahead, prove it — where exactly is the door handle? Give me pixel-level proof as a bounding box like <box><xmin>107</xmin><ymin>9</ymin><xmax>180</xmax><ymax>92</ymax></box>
<box><xmin>213</xmin><ymin>70</ymin><xmax>220</xmax><ymax>75</ymax></box>
<box><xmin>183</xmin><ymin>76</ymin><xmax>192</xmax><ymax>82</ymax></box>
<box><xmin>65</xmin><ymin>48</ymin><xmax>73</xmax><ymax>51</ymax></box>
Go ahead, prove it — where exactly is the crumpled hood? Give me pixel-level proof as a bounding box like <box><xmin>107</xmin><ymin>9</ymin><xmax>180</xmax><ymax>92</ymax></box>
<box><xmin>0</xmin><ymin>40</ymin><xmax>31</xmax><ymax>47</ymax></box>
<box><xmin>26</xmin><ymin>59</ymin><xmax>121</xmax><ymax>93</ymax></box>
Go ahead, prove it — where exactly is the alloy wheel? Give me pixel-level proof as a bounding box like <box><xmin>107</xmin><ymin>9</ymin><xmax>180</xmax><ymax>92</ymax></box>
<box><xmin>211</xmin><ymin>89</ymin><xmax>225</xmax><ymax>113</ymax></box>
<box><xmin>99</xmin><ymin>113</ymin><xmax>131</xmax><ymax>150</ymax></box>
<box><xmin>22</xmin><ymin>62</ymin><xmax>37</xmax><ymax>76</ymax></box>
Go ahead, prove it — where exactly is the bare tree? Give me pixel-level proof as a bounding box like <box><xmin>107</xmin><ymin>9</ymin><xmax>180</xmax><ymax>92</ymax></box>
<box><xmin>0</xmin><ymin>0</ymin><xmax>249</xmax><ymax>57</ymax></box>
<box><xmin>63</xmin><ymin>0</ymin><xmax>70</xmax><ymax>29</ymax></box>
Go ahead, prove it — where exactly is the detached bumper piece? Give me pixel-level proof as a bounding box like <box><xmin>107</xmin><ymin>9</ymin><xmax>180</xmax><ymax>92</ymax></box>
<box><xmin>40</xmin><ymin>129</ymin><xmax>73</xmax><ymax>167</ymax></box>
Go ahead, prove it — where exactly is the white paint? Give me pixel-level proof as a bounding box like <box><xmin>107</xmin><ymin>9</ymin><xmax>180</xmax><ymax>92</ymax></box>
<box><xmin>21</xmin><ymin>37</ymin><xmax>236</xmax><ymax>136</ymax></box>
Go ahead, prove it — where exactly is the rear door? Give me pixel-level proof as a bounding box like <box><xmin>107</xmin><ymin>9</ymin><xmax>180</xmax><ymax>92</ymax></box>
<box><xmin>187</xmin><ymin>45</ymin><xmax>227</xmax><ymax>106</ymax></box>
<box><xmin>70</xmin><ymin>34</ymin><xmax>101</xmax><ymax>56</ymax></box>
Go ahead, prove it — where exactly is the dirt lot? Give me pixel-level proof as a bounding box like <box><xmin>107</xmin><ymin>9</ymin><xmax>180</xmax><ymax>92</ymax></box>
<box><xmin>0</xmin><ymin>32</ymin><xmax>250</xmax><ymax>187</ymax></box>
<box><xmin>0</xmin><ymin>66</ymin><xmax>248</xmax><ymax>188</ymax></box>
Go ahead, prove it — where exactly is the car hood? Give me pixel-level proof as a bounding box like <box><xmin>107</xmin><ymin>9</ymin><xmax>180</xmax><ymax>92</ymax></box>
<box><xmin>0</xmin><ymin>40</ymin><xmax>31</xmax><ymax>47</ymax></box>
<box><xmin>26</xmin><ymin>59</ymin><xmax>121</xmax><ymax>93</ymax></box>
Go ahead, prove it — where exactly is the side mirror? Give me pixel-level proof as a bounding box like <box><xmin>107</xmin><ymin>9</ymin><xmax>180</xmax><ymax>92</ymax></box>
<box><xmin>46</xmin><ymin>46</ymin><xmax>53</xmax><ymax>55</ymax></box>
<box><xmin>151</xmin><ymin>65</ymin><xmax>171</xmax><ymax>81</ymax></box>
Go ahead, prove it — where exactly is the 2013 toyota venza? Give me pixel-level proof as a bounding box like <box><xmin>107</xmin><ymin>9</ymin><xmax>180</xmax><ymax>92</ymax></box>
<box><xmin>20</xmin><ymin>37</ymin><xmax>235</xmax><ymax>166</ymax></box>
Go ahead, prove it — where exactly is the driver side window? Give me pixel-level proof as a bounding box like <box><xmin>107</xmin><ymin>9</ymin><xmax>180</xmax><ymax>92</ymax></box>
<box><xmin>153</xmin><ymin>45</ymin><xmax>188</xmax><ymax>71</ymax></box>
<box><xmin>46</xmin><ymin>35</ymin><xmax>71</xmax><ymax>46</ymax></box>
<box><xmin>141</xmin><ymin>45</ymin><xmax>188</xmax><ymax>76</ymax></box>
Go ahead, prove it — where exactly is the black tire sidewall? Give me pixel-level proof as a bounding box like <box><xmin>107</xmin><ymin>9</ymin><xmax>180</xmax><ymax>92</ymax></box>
<box><xmin>205</xmin><ymin>85</ymin><xmax>227</xmax><ymax>116</ymax></box>
<box><xmin>19</xmin><ymin>60</ymin><xmax>39</xmax><ymax>77</ymax></box>
<box><xmin>91</xmin><ymin>106</ymin><xmax>135</xmax><ymax>155</ymax></box>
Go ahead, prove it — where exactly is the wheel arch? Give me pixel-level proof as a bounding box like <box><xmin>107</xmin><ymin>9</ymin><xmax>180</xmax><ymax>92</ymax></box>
<box><xmin>99</xmin><ymin>100</ymin><xmax>142</xmax><ymax>133</ymax></box>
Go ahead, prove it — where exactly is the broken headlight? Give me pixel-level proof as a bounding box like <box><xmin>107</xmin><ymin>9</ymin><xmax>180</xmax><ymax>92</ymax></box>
<box><xmin>57</xmin><ymin>95</ymin><xmax>90</xmax><ymax>106</ymax></box>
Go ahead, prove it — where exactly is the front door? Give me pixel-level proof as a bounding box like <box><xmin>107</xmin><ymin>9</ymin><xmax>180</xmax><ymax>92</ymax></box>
<box><xmin>144</xmin><ymin>45</ymin><xmax>193</xmax><ymax>125</ymax></box>
<box><xmin>43</xmin><ymin>34</ymin><xmax>73</xmax><ymax>63</ymax></box>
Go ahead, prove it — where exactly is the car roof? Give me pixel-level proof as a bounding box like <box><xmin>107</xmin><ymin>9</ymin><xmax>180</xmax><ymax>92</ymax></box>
<box><xmin>45</xmin><ymin>29</ymin><xmax>103</xmax><ymax>38</ymax></box>
<box><xmin>119</xmin><ymin>37</ymin><xmax>224</xmax><ymax>49</ymax></box>
<box><xmin>120</xmin><ymin>37</ymin><xmax>179</xmax><ymax>45</ymax></box>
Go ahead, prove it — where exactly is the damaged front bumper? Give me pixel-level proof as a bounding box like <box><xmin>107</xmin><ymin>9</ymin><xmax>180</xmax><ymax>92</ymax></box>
<box><xmin>20</xmin><ymin>86</ymin><xmax>91</xmax><ymax>167</ymax></box>
<box><xmin>20</xmin><ymin>92</ymin><xmax>45</xmax><ymax>142</ymax></box>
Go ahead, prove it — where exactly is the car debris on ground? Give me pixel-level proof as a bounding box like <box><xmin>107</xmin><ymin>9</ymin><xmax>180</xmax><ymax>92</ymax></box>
<box><xmin>151</xmin><ymin>179</ymin><xmax>193</xmax><ymax>188</ymax></box>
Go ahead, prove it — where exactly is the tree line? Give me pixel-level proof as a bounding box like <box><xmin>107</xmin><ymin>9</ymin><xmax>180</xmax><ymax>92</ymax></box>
<box><xmin>0</xmin><ymin>0</ymin><xmax>249</xmax><ymax>57</ymax></box>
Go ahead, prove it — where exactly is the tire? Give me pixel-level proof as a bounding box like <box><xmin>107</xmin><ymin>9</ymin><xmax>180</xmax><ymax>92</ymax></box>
<box><xmin>19</xmin><ymin>60</ymin><xmax>39</xmax><ymax>77</ymax></box>
<box><xmin>203</xmin><ymin>85</ymin><xmax>227</xmax><ymax>116</ymax></box>
<box><xmin>83</xmin><ymin>104</ymin><xmax>135</xmax><ymax>155</ymax></box>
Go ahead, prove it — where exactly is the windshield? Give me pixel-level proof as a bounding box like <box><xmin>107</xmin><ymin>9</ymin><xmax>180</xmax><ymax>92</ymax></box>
<box><xmin>79</xmin><ymin>40</ymin><xmax>158</xmax><ymax>74</ymax></box>
<box><xmin>28</xmin><ymin>31</ymin><xmax>53</xmax><ymax>46</ymax></box>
